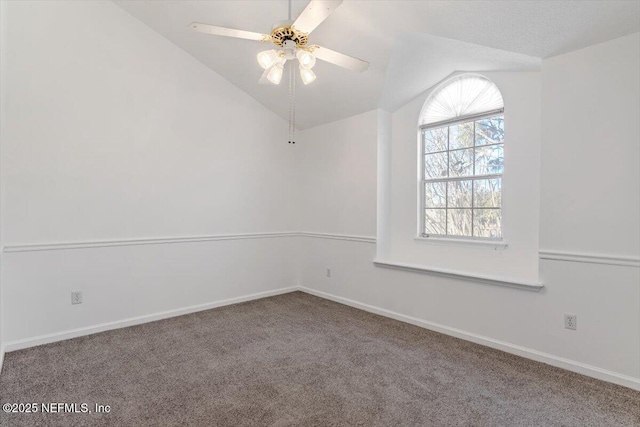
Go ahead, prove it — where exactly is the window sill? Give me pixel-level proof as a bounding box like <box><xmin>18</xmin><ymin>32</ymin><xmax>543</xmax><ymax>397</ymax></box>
<box><xmin>373</xmin><ymin>259</ymin><xmax>543</xmax><ymax>292</ymax></box>
<box><xmin>414</xmin><ymin>236</ymin><xmax>508</xmax><ymax>250</ymax></box>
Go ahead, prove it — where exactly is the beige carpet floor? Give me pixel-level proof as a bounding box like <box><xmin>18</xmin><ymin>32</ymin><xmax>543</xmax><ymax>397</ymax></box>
<box><xmin>0</xmin><ymin>291</ymin><xmax>638</xmax><ymax>426</ymax></box>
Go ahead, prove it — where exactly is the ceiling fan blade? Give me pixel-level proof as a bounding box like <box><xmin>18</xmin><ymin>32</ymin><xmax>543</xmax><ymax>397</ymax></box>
<box><xmin>312</xmin><ymin>46</ymin><xmax>369</xmax><ymax>72</ymax></box>
<box><xmin>292</xmin><ymin>0</ymin><xmax>343</xmax><ymax>35</ymax></box>
<box><xmin>189</xmin><ymin>23</ymin><xmax>270</xmax><ymax>42</ymax></box>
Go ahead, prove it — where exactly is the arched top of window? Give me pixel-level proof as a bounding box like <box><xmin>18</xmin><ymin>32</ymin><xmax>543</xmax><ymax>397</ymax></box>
<box><xmin>419</xmin><ymin>75</ymin><xmax>503</xmax><ymax>126</ymax></box>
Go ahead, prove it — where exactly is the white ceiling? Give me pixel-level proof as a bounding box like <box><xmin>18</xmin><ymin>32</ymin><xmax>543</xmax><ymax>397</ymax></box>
<box><xmin>379</xmin><ymin>33</ymin><xmax>542</xmax><ymax>112</ymax></box>
<box><xmin>113</xmin><ymin>0</ymin><xmax>640</xmax><ymax>129</ymax></box>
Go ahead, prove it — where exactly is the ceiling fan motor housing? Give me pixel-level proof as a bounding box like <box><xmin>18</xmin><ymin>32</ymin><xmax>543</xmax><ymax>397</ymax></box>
<box><xmin>270</xmin><ymin>20</ymin><xmax>309</xmax><ymax>48</ymax></box>
<box><xmin>283</xmin><ymin>40</ymin><xmax>297</xmax><ymax>59</ymax></box>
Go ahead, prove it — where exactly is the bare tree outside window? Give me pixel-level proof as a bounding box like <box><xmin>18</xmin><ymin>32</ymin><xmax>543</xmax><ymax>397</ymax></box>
<box><xmin>422</xmin><ymin>115</ymin><xmax>504</xmax><ymax>239</ymax></box>
<box><xmin>419</xmin><ymin>75</ymin><xmax>504</xmax><ymax>240</ymax></box>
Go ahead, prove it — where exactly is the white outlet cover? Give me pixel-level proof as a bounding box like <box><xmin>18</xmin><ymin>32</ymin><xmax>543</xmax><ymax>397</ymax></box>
<box><xmin>71</xmin><ymin>291</ymin><xmax>83</xmax><ymax>305</ymax></box>
<box><xmin>564</xmin><ymin>314</ymin><xmax>577</xmax><ymax>330</ymax></box>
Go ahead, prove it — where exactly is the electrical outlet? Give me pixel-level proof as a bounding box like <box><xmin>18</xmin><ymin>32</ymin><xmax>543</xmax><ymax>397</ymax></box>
<box><xmin>326</xmin><ymin>268</ymin><xmax>331</xmax><ymax>277</ymax></box>
<box><xmin>564</xmin><ymin>314</ymin><xmax>577</xmax><ymax>330</ymax></box>
<box><xmin>71</xmin><ymin>291</ymin><xmax>83</xmax><ymax>305</ymax></box>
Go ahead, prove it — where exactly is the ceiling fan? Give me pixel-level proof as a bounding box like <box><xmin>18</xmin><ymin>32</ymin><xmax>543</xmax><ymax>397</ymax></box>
<box><xmin>189</xmin><ymin>0</ymin><xmax>369</xmax><ymax>86</ymax></box>
<box><xmin>189</xmin><ymin>0</ymin><xmax>368</xmax><ymax>144</ymax></box>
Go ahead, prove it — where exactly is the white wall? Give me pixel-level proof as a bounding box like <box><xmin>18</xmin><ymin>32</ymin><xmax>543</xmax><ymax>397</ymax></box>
<box><xmin>297</xmin><ymin>34</ymin><xmax>640</xmax><ymax>389</ymax></box>
<box><xmin>297</xmin><ymin>110</ymin><xmax>378</xmax><ymax>237</ymax></box>
<box><xmin>540</xmin><ymin>33</ymin><xmax>640</xmax><ymax>257</ymax></box>
<box><xmin>3</xmin><ymin>238</ymin><xmax>298</xmax><ymax>346</ymax></box>
<box><xmin>0</xmin><ymin>0</ymin><xmax>7</xmax><ymax>371</ymax></box>
<box><xmin>0</xmin><ymin>0</ymin><xmax>298</xmax><ymax>346</ymax></box>
<box><xmin>2</xmin><ymin>1</ymin><xmax>298</xmax><ymax>244</ymax></box>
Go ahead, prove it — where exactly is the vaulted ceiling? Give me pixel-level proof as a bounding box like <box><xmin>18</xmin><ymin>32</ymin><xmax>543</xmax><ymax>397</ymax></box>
<box><xmin>114</xmin><ymin>1</ymin><xmax>640</xmax><ymax>129</ymax></box>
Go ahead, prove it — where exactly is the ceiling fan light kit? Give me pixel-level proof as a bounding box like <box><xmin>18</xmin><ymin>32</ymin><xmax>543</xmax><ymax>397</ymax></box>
<box><xmin>257</xmin><ymin>49</ymin><xmax>279</xmax><ymax>70</ymax></box>
<box><xmin>297</xmin><ymin>49</ymin><xmax>316</xmax><ymax>69</ymax></box>
<box><xmin>299</xmin><ymin>66</ymin><xmax>317</xmax><ymax>85</ymax></box>
<box><xmin>190</xmin><ymin>0</ymin><xmax>368</xmax><ymax>142</ymax></box>
<box><xmin>267</xmin><ymin>62</ymin><xmax>285</xmax><ymax>85</ymax></box>
<box><xmin>257</xmin><ymin>40</ymin><xmax>317</xmax><ymax>86</ymax></box>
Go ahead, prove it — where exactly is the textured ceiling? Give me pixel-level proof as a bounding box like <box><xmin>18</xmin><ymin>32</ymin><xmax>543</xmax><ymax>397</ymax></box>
<box><xmin>113</xmin><ymin>0</ymin><xmax>640</xmax><ymax>129</ymax></box>
<box><xmin>379</xmin><ymin>33</ymin><xmax>542</xmax><ymax>112</ymax></box>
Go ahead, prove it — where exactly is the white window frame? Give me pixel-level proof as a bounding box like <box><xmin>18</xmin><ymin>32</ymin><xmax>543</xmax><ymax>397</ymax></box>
<box><xmin>418</xmin><ymin>108</ymin><xmax>505</xmax><ymax>242</ymax></box>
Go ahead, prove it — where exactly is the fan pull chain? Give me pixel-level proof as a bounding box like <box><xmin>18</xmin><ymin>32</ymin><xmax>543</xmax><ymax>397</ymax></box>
<box><xmin>288</xmin><ymin>61</ymin><xmax>296</xmax><ymax>144</ymax></box>
<box><xmin>292</xmin><ymin>63</ymin><xmax>296</xmax><ymax>143</ymax></box>
<box><xmin>287</xmin><ymin>0</ymin><xmax>295</xmax><ymax>144</ymax></box>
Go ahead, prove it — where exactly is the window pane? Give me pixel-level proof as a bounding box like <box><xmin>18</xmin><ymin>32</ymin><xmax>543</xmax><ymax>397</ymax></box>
<box><xmin>420</xmin><ymin>76</ymin><xmax>503</xmax><ymax>125</ymax></box>
<box><xmin>447</xmin><ymin>180</ymin><xmax>472</xmax><ymax>208</ymax></box>
<box><xmin>424</xmin><ymin>128</ymin><xmax>448</xmax><ymax>153</ymax></box>
<box><xmin>474</xmin><ymin>178</ymin><xmax>502</xmax><ymax>207</ymax></box>
<box><xmin>475</xmin><ymin>144</ymin><xmax>504</xmax><ymax>175</ymax></box>
<box><xmin>475</xmin><ymin>116</ymin><xmax>504</xmax><ymax>146</ymax></box>
<box><xmin>425</xmin><ymin>209</ymin><xmax>446</xmax><ymax>235</ymax></box>
<box><xmin>449</xmin><ymin>122</ymin><xmax>474</xmax><ymax>150</ymax></box>
<box><xmin>425</xmin><ymin>182</ymin><xmax>446</xmax><ymax>208</ymax></box>
<box><xmin>474</xmin><ymin>209</ymin><xmax>502</xmax><ymax>238</ymax></box>
<box><xmin>449</xmin><ymin>148</ymin><xmax>473</xmax><ymax>177</ymax></box>
<box><xmin>447</xmin><ymin>209</ymin><xmax>472</xmax><ymax>236</ymax></box>
<box><xmin>425</xmin><ymin>152</ymin><xmax>448</xmax><ymax>179</ymax></box>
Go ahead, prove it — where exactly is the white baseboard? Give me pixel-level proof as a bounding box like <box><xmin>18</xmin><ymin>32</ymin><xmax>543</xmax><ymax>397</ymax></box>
<box><xmin>4</xmin><ymin>286</ymin><xmax>298</xmax><ymax>353</ymax></box>
<box><xmin>298</xmin><ymin>286</ymin><xmax>640</xmax><ymax>391</ymax></box>
<box><xmin>0</xmin><ymin>345</ymin><xmax>4</xmax><ymax>375</ymax></box>
<box><xmin>5</xmin><ymin>285</ymin><xmax>638</xmax><ymax>392</ymax></box>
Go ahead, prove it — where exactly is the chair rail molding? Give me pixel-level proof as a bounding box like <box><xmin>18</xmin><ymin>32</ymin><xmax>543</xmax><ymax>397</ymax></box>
<box><xmin>6</xmin><ymin>232</ymin><xmax>637</xmax><ymax>272</ymax></box>
<box><xmin>2</xmin><ymin>231</ymin><xmax>377</xmax><ymax>253</ymax></box>
<box><xmin>539</xmin><ymin>250</ymin><xmax>640</xmax><ymax>268</ymax></box>
<box><xmin>298</xmin><ymin>232</ymin><xmax>377</xmax><ymax>244</ymax></box>
<box><xmin>3</xmin><ymin>232</ymin><xmax>300</xmax><ymax>253</ymax></box>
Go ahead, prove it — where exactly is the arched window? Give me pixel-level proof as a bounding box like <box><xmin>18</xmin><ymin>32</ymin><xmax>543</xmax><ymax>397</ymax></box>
<box><xmin>419</xmin><ymin>74</ymin><xmax>504</xmax><ymax>239</ymax></box>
